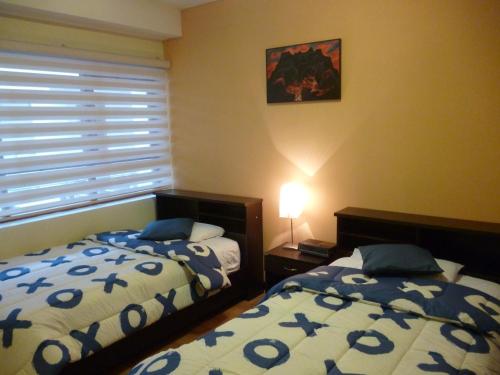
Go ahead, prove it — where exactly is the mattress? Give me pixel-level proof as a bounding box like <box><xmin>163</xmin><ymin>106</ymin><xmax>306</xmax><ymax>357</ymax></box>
<box><xmin>198</xmin><ymin>236</ymin><xmax>240</xmax><ymax>274</ymax></box>
<box><xmin>0</xmin><ymin>230</ymin><xmax>230</xmax><ymax>375</ymax></box>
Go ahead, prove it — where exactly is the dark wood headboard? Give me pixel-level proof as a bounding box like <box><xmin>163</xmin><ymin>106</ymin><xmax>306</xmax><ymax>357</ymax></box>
<box><xmin>335</xmin><ymin>207</ymin><xmax>500</xmax><ymax>283</ymax></box>
<box><xmin>154</xmin><ymin>189</ymin><xmax>264</xmax><ymax>296</ymax></box>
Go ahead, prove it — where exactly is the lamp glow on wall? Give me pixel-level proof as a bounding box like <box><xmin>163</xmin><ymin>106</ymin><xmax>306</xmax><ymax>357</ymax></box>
<box><xmin>279</xmin><ymin>182</ymin><xmax>307</xmax><ymax>249</ymax></box>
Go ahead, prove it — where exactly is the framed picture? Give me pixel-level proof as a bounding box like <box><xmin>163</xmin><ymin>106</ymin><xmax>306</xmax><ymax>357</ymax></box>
<box><xmin>266</xmin><ymin>38</ymin><xmax>341</xmax><ymax>103</ymax></box>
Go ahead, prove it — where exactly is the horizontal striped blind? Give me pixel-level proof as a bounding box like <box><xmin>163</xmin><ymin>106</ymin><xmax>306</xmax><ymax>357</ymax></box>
<box><xmin>0</xmin><ymin>51</ymin><xmax>171</xmax><ymax>222</ymax></box>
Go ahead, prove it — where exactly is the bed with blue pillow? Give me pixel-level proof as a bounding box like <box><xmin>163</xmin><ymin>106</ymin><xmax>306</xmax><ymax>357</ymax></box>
<box><xmin>129</xmin><ymin>208</ymin><xmax>500</xmax><ymax>375</ymax></box>
<box><xmin>0</xmin><ymin>218</ymin><xmax>237</xmax><ymax>375</ymax></box>
<box><xmin>130</xmin><ymin>264</ymin><xmax>499</xmax><ymax>374</ymax></box>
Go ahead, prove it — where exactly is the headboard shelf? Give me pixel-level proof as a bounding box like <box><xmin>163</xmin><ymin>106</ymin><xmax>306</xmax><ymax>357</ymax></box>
<box><xmin>336</xmin><ymin>207</ymin><xmax>500</xmax><ymax>235</ymax></box>
<box><xmin>341</xmin><ymin>232</ymin><xmax>408</xmax><ymax>244</ymax></box>
<box><xmin>156</xmin><ymin>189</ymin><xmax>262</xmax><ymax>206</ymax></box>
<box><xmin>335</xmin><ymin>207</ymin><xmax>500</xmax><ymax>282</ymax></box>
<box><xmin>197</xmin><ymin>213</ymin><xmax>246</xmax><ymax>222</ymax></box>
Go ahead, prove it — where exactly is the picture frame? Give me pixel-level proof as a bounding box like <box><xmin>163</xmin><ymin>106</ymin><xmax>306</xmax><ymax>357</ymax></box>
<box><xmin>266</xmin><ymin>38</ymin><xmax>341</xmax><ymax>103</ymax></box>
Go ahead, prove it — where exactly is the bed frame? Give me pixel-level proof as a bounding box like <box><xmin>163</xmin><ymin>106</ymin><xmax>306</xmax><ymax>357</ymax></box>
<box><xmin>335</xmin><ymin>207</ymin><xmax>500</xmax><ymax>283</ymax></box>
<box><xmin>154</xmin><ymin>189</ymin><xmax>264</xmax><ymax>298</ymax></box>
<box><xmin>62</xmin><ymin>189</ymin><xmax>264</xmax><ymax>374</ymax></box>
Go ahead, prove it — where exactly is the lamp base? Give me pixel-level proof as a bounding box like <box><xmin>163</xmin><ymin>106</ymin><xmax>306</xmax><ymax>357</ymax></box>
<box><xmin>282</xmin><ymin>242</ymin><xmax>298</xmax><ymax>250</ymax></box>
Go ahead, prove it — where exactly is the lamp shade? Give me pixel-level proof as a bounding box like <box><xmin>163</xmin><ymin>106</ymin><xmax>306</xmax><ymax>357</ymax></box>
<box><xmin>279</xmin><ymin>182</ymin><xmax>307</xmax><ymax>219</ymax></box>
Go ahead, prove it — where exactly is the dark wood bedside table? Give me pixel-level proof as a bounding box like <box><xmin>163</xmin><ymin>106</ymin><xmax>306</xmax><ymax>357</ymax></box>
<box><xmin>265</xmin><ymin>243</ymin><xmax>350</xmax><ymax>289</ymax></box>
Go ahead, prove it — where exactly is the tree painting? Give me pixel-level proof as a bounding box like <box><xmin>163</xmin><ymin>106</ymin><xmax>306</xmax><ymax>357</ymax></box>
<box><xmin>266</xmin><ymin>39</ymin><xmax>341</xmax><ymax>103</ymax></box>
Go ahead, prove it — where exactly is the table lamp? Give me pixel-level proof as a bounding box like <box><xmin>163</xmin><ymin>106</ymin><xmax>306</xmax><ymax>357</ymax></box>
<box><xmin>279</xmin><ymin>182</ymin><xmax>307</xmax><ymax>249</ymax></box>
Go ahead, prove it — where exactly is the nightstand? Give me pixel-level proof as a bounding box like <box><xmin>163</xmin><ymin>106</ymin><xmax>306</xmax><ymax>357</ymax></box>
<box><xmin>265</xmin><ymin>242</ymin><xmax>350</xmax><ymax>289</ymax></box>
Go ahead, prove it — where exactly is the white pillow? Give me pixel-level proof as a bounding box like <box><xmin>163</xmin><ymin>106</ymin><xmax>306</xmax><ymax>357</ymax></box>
<box><xmin>189</xmin><ymin>222</ymin><xmax>225</xmax><ymax>242</ymax></box>
<box><xmin>434</xmin><ymin>258</ymin><xmax>464</xmax><ymax>283</ymax></box>
<box><xmin>340</xmin><ymin>248</ymin><xmax>463</xmax><ymax>282</ymax></box>
<box><xmin>352</xmin><ymin>248</ymin><xmax>362</xmax><ymax>259</ymax></box>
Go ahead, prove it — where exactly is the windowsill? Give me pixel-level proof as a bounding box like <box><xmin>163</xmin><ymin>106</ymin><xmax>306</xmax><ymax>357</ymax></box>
<box><xmin>0</xmin><ymin>194</ymin><xmax>155</xmax><ymax>229</ymax></box>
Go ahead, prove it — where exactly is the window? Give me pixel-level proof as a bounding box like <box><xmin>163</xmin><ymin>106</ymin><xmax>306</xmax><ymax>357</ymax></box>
<box><xmin>0</xmin><ymin>50</ymin><xmax>171</xmax><ymax>222</ymax></box>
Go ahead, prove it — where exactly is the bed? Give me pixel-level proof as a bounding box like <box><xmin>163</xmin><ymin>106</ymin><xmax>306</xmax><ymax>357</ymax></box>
<box><xmin>129</xmin><ymin>207</ymin><xmax>500</xmax><ymax>374</ymax></box>
<box><xmin>0</xmin><ymin>189</ymin><xmax>264</xmax><ymax>375</ymax></box>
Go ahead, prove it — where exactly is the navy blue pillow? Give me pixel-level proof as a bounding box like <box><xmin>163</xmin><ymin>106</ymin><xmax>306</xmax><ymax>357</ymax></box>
<box><xmin>359</xmin><ymin>244</ymin><xmax>443</xmax><ymax>276</ymax></box>
<box><xmin>139</xmin><ymin>218</ymin><xmax>194</xmax><ymax>241</ymax></box>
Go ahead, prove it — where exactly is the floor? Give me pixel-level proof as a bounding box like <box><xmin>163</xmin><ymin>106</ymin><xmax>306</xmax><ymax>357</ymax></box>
<box><xmin>116</xmin><ymin>293</ymin><xmax>263</xmax><ymax>374</ymax></box>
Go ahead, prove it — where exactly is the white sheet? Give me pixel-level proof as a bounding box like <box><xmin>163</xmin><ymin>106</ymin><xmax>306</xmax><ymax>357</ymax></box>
<box><xmin>329</xmin><ymin>255</ymin><xmax>362</xmax><ymax>269</ymax></box>
<box><xmin>456</xmin><ymin>274</ymin><xmax>500</xmax><ymax>299</ymax></box>
<box><xmin>198</xmin><ymin>236</ymin><xmax>240</xmax><ymax>274</ymax></box>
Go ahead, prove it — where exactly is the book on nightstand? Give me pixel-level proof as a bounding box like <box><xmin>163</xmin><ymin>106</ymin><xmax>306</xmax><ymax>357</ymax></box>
<box><xmin>298</xmin><ymin>239</ymin><xmax>336</xmax><ymax>258</ymax></box>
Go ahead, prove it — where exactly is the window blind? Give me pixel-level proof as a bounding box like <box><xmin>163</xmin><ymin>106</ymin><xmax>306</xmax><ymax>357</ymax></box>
<box><xmin>0</xmin><ymin>50</ymin><xmax>171</xmax><ymax>222</ymax></box>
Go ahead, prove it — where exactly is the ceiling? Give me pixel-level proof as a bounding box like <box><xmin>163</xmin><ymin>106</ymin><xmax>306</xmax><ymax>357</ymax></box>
<box><xmin>159</xmin><ymin>0</ymin><xmax>216</xmax><ymax>10</ymax></box>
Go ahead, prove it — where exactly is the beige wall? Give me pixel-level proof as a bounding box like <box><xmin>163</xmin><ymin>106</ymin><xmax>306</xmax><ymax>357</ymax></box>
<box><xmin>0</xmin><ymin>17</ymin><xmax>159</xmax><ymax>257</ymax></box>
<box><xmin>0</xmin><ymin>15</ymin><xmax>164</xmax><ymax>59</ymax></box>
<box><xmin>165</xmin><ymin>0</ymin><xmax>500</xmax><ymax>250</ymax></box>
<box><xmin>0</xmin><ymin>199</ymin><xmax>156</xmax><ymax>259</ymax></box>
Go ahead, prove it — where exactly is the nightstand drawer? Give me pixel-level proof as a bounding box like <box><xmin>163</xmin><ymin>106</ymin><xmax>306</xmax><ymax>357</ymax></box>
<box><xmin>266</xmin><ymin>255</ymin><xmax>311</xmax><ymax>277</ymax></box>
